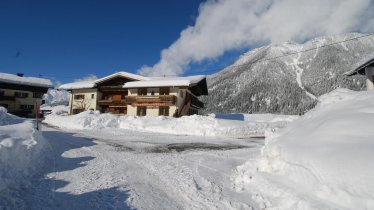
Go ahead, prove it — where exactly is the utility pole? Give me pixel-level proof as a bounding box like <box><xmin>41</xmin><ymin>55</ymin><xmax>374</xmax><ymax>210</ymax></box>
<box><xmin>34</xmin><ymin>102</ymin><xmax>40</xmax><ymax>130</ymax></box>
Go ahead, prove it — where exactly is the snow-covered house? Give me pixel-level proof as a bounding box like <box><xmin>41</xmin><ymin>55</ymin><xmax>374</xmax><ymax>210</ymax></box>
<box><xmin>59</xmin><ymin>72</ymin><xmax>208</xmax><ymax>117</ymax></box>
<box><xmin>0</xmin><ymin>73</ymin><xmax>52</xmax><ymax>116</ymax></box>
<box><xmin>344</xmin><ymin>53</ymin><xmax>374</xmax><ymax>90</ymax></box>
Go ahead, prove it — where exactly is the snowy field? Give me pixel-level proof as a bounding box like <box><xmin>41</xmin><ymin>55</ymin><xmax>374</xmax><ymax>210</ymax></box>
<box><xmin>1</xmin><ymin>88</ymin><xmax>373</xmax><ymax>209</ymax></box>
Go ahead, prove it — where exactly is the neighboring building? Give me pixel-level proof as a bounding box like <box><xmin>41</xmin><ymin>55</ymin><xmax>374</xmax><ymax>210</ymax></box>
<box><xmin>345</xmin><ymin>53</ymin><xmax>374</xmax><ymax>90</ymax></box>
<box><xmin>59</xmin><ymin>72</ymin><xmax>208</xmax><ymax>117</ymax></box>
<box><xmin>0</xmin><ymin>73</ymin><xmax>52</xmax><ymax>117</ymax></box>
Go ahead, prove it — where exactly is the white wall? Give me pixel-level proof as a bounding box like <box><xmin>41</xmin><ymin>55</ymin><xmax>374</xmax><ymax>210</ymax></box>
<box><xmin>70</xmin><ymin>89</ymin><xmax>98</xmax><ymax>114</ymax></box>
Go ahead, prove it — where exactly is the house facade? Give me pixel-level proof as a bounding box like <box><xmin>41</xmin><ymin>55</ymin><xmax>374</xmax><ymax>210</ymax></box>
<box><xmin>0</xmin><ymin>73</ymin><xmax>52</xmax><ymax>116</ymax></box>
<box><xmin>59</xmin><ymin>72</ymin><xmax>207</xmax><ymax>117</ymax></box>
<box><xmin>345</xmin><ymin>53</ymin><xmax>374</xmax><ymax>90</ymax></box>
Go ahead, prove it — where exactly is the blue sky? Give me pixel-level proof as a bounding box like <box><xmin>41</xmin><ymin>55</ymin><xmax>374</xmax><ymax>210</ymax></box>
<box><xmin>0</xmin><ymin>0</ymin><xmax>245</xmax><ymax>84</ymax></box>
<box><xmin>1</xmin><ymin>0</ymin><xmax>373</xmax><ymax>85</ymax></box>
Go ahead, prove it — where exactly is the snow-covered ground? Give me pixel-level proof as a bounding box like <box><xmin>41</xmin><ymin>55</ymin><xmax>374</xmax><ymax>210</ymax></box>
<box><xmin>1</xmin><ymin>88</ymin><xmax>373</xmax><ymax>209</ymax></box>
<box><xmin>44</xmin><ymin>111</ymin><xmax>296</xmax><ymax>138</ymax></box>
<box><xmin>0</xmin><ymin>107</ymin><xmax>50</xmax><ymax>209</ymax></box>
<box><xmin>234</xmin><ymin>88</ymin><xmax>374</xmax><ymax>209</ymax></box>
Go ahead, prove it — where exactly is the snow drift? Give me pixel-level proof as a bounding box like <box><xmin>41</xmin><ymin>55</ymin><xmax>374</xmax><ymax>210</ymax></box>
<box><xmin>0</xmin><ymin>107</ymin><xmax>49</xmax><ymax>209</ymax></box>
<box><xmin>44</xmin><ymin>112</ymin><xmax>295</xmax><ymax>137</ymax></box>
<box><xmin>234</xmin><ymin>89</ymin><xmax>374</xmax><ymax>209</ymax></box>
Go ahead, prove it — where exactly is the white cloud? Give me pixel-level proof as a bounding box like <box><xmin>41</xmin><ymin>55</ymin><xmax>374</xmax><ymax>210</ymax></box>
<box><xmin>73</xmin><ymin>74</ymin><xmax>98</xmax><ymax>82</ymax></box>
<box><xmin>139</xmin><ymin>0</ymin><xmax>374</xmax><ymax>76</ymax></box>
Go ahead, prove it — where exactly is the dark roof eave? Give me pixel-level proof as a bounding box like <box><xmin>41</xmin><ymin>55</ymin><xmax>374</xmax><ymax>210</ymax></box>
<box><xmin>345</xmin><ymin>56</ymin><xmax>374</xmax><ymax>76</ymax></box>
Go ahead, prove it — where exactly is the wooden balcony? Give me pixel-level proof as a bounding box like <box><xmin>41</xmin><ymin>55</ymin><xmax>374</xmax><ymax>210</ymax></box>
<box><xmin>97</xmin><ymin>99</ymin><xmax>127</xmax><ymax>106</ymax></box>
<box><xmin>98</xmin><ymin>85</ymin><xmax>125</xmax><ymax>91</ymax></box>
<box><xmin>125</xmin><ymin>95</ymin><xmax>177</xmax><ymax>106</ymax></box>
<box><xmin>0</xmin><ymin>96</ymin><xmax>15</xmax><ymax>101</ymax></box>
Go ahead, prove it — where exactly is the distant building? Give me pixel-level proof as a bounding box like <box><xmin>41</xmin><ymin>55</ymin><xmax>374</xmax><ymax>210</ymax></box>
<box><xmin>0</xmin><ymin>73</ymin><xmax>52</xmax><ymax>117</ymax></box>
<box><xmin>59</xmin><ymin>72</ymin><xmax>208</xmax><ymax>117</ymax></box>
<box><xmin>345</xmin><ymin>53</ymin><xmax>374</xmax><ymax>90</ymax></box>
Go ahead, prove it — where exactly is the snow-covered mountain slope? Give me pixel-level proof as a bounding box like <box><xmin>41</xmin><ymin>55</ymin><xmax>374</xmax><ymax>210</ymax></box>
<box><xmin>42</xmin><ymin>89</ymin><xmax>69</xmax><ymax>106</ymax></box>
<box><xmin>201</xmin><ymin>33</ymin><xmax>374</xmax><ymax>114</ymax></box>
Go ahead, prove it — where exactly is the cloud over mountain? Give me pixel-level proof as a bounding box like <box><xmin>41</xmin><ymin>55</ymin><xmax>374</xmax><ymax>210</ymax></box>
<box><xmin>139</xmin><ymin>0</ymin><xmax>374</xmax><ymax>76</ymax></box>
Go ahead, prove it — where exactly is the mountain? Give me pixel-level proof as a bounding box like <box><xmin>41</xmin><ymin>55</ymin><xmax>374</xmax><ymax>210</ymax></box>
<box><xmin>43</xmin><ymin>89</ymin><xmax>70</xmax><ymax>106</ymax></box>
<box><xmin>201</xmin><ymin>33</ymin><xmax>374</xmax><ymax>115</ymax></box>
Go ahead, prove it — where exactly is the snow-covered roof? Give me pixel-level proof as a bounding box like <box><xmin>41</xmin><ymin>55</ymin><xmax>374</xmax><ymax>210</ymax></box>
<box><xmin>344</xmin><ymin>52</ymin><xmax>374</xmax><ymax>76</ymax></box>
<box><xmin>123</xmin><ymin>75</ymin><xmax>206</xmax><ymax>88</ymax></box>
<box><xmin>58</xmin><ymin>80</ymin><xmax>96</xmax><ymax>90</ymax></box>
<box><xmin>0</xmin><ymin>73</ymin><xmax>52</xmax><ymax>88</ymax></box>
<box><xmin>95</xmin><ymin>71</ymin><xmax>149</xmax><ymax>84</ymax></box>
<box><xmin>58</xmin><ymin>72</ymin><xmax>207</xmax><ymax>94</ymax></box>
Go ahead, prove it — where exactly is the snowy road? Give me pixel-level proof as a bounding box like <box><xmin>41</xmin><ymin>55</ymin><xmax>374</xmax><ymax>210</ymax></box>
<box><xmin>26</xmin><ymin>124</ymin><xmax>262</xmax><ymax>209</ymax></box>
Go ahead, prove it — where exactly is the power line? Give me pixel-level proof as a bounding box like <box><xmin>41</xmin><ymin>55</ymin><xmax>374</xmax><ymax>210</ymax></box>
<box><xmin>176</xmin><ymin>32</ymin><xmax>374</xmax><ymax>76</ymax></box>
<box><xmin>36</xmin><ymin>32</ymin><xmax>374</xmax><ymax>80</ymax></box>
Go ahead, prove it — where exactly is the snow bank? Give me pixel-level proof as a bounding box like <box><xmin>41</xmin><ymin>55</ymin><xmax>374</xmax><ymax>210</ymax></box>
<box><xmin>0</xmin><ymin>108</ymin><xmax>49</xmax><ymax>208</ymax></box>
<box><xmin>213</xmin><ymin>113</ymin><xmax>297</xmax><ymax>123</ymax></box>
<box><xmin>40</xmin><ymin>105</ymin><xmax>69</xmax><ymax>115</ymax></box>
<box><xmin>44</xmin><ymin>111</ymin><xmax>292</xmax><ymax>137</ymax></box>
<box><xmin>234</xmin><ymin>89</ymin><xmax>374</xmax><ymax>209</ymax></box>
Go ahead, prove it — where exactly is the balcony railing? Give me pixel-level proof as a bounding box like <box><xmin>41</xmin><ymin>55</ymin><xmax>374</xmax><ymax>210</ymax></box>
<box><xmin>125</xmin><ymin>95</ymin><xmax>177</xmax><ymax>105</ymax></box>
<box><xmin>0</xmin><ymin>96</ymin><xmax>15</xmax><ymax>101</ymax></box>
<box><xmin>98</xmin><ymin>85</ymin><xmax>125</xmax><ymax>91</ymax></box>
<box><xmin>97</xmin><ymin>99</ymin><xmax>127</xmax><ymax>106</ymax></box>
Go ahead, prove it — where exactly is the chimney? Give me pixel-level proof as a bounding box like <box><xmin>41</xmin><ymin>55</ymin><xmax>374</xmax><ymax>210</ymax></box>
<box><xmin>16</xmin><ymin>73</ymin><xmax>24</xmax><ymax>77</ymax></box>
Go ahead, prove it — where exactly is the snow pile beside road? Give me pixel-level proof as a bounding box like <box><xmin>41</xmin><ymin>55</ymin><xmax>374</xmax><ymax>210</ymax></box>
<box><xmin>44</xmin><ymin>111</ymin><xmax>291</xmax><ymax>137</ymax></box>
<box><xmin>0</xmin><ymin>108</ymin><xmax>49</xmax><ymax>208</ymax></box>
<box><xmin>234</xmin><ymin>89</ymin><xmax>374</xmax><ymax>209</ymax></box>
<box><xmin>213</xmin><ymin>113</ymin><xmax>297</xmax><ymax>122</ymax></box>
<box><xmin>40</xmin><ymin>104</ymin><xmax>69</xmax><ymax>115</ymax></box>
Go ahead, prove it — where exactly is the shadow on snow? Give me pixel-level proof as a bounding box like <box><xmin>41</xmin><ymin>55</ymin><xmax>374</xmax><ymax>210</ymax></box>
<box><xmin>26</xmin><ymin>130</ymin><xmax>134</xmax><ymax>210</ymax></box>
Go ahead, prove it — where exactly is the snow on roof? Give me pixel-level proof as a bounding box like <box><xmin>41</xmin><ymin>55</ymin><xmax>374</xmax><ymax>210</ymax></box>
<box><xmin>344</xmin><ymin>52</ymin><xmax>374</xmax><ymax>76</ymax></box>
<box><xmin>58</xmin><ymin>80</ymin><xmax>96</xmax><ymax>90</ymax></box>
<box><xmin>59</xmin><ymin>71</ymin><xmax>206</xmax><ymax>90</ymax></box>
<box><xmin>95</xmin><ymin>71</ymin><xmax>149</xmax><ymax>84</ymax></box>
<box><xmin>123</xmin><ymin>75</ymin><xmax>206</xmax><ymax>88</ymax></box>
<box><xmin>0</xmin><ymin>73</ymin><xmax>52</xmax><ymax>88</ymax></box>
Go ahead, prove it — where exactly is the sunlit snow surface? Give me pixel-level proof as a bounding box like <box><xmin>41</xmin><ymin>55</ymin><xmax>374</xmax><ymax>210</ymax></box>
<box><xmin>235</xmin><ymin>88</ymin><xmax>374</xmax><ymax>209</ymax></box>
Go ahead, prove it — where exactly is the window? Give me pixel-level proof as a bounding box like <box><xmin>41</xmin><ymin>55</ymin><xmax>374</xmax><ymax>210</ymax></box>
<box><xmin>159</xmin><ymin>88</ymin><xmax>169</xmax><ymax>95</ymax></box>
<box><xmin>74</xmin><ymin>94</ymin><xmax>85</xmax><ymax>100</ymax></box>
<box><xmin>0</xmin><ymin>104</ymin><xmax>8</xmax><ymax>108</ymax></box>
<box><xmin>138</xmin><ymin>88</ymin><xmax>147</xmax><ymax>96</ymax></box>
<box><xmin>0</xmin><ymin>90</ymin><xmax>4</xmax><ymax>96</ymax></box>
<box><xmin>14</xmin><ymin>92</ymin><xmax>28</xmax><ymax>98</ymax></box>
<box><xmin>33</xmin><ymin>92</ymin><xmax>43</xmax><ymax>98</ymax></box>
<box><xmin>20</xmin><ymin>104</ymin><xmax>34</xmax><ymax>110</ymax></box>
<box><xmin>159</xmin><ymin>106</ymin><xmax>169</xmax><ymax>116</ymax></box>
<box><xmin>151</xmin><ymin>90</ymin><xmax>155</xmax><ymax>95</ymax></box>
<box><xmin>137</xmin><ymin>106</ymin><xmax>147</xmax><ymax>116</ymax></box>
<box><xmin>91</xmin><ymin>94</ymin><xmax>95</xmax><ymax>99</ymax></box>
<box><xmin>179</xmin><ymin>90</ymin><xmax>184</xmax><ymax>98</ymax></box>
